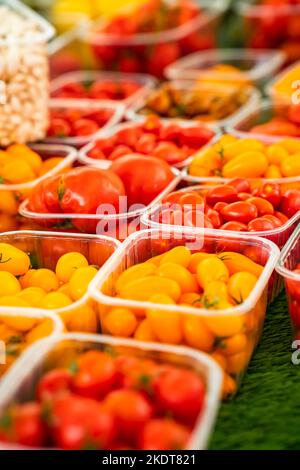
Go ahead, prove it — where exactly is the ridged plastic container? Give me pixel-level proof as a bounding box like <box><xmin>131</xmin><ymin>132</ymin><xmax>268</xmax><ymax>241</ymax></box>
<box><xmin>236</xmin><ymin>1</ymin><xmax>300</xmax><ymax>64</ymax></box>
<box><xmin>50</xmin><ymin>70</ymin><xmax>158</xmax><ymax>107</ymax></box>
<box><xmin>0</xmin><ymin>308</ymin><xmax>62</xmax><ymax>384</ymax></box>
<box><xmin>80</xmin><ymin>0</ymin><xmax>227</xmax><ymax>79</ymax></box>
<box><xmin>0</xmin><ymin>230</ymin><xmax>120</xmax><ymax>334</ymax></box>
<box><xmin>0</xmin><ymin>332</ymin><xmax>222</xmax><ymax>450</ymax></box>
<box><xmin>276</xmin><ymin>223</ymin><xmax>300</xmax><ymax>338</ymax></box>
<box><xmin>44</xmin><ymin>98</ymin><xmax>124</xmax><ymax>148</ymax></box>
<box><xmin>127</xmin><ymin>81</ymin><xmax>261</xmax><ymax>127</ymax></box>
<box><xmin>165</xmin><ymin>48</ymin><xmax>285</xmax><ymax>86</ymax></box>
<box><xmin>78</xmin><ymin>120</ymin><xmax>218</xmax><ymax>170</ymax></box>
<box><xmin>19</xmin><ymin>169</ymin><xmax>181</xmax><ymax>238</ymax></box>
<box><xmin>227</xmin><ymin>99</ymin><xmax>300</xmax><ymax>143</ymax></box>
<box><xmin>89</xmin><ymin>228</ymin><xmax>280</xmax><ymax>396</ymax></box>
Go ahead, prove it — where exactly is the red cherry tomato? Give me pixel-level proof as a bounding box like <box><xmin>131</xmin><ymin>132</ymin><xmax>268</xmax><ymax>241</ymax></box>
<box><xmin>73</xmin><ymin>118</ymin><xmax>99</xmax><ymax>137</ymax></box>
<box><xmin>237</xmin><ymin>192</ymin><xmax>252</xmax><ymax>201</ymax></box>
<box><xmin>229</xmin><ymin>178</ymin><xmax>251</xmax><ymax>193</ymax></box>
<box><xmin>279</xmin><ymin>189</ymin><xmax>300</xmax><ymax>218</ymax></box>
<box><xmin>255</xmin><ymin>183</ymin><xmax>282</xmax><ymax>208</ymax></box>
<box><xmin>152</xmin><ymin>141</ymin><xmax>187</xmax><ymax>164</ymax></box>
<box><xmin>135</xmin><ymin>133</ymin><xmax>157</xmax><ymax>154</ymax></box>
<box><xmin>274</xmin><ymin>211</ymin><xmax>289</xmax><ymax>224</ymax></box>
<box><xmin>36</xmin><ymin>369</ymin><xmax>72</xmax><ymax>401</ymax></box>
<box><xmin>286</xmin><ymin>270</ymin><xmax>300</xmax><ymax>302</ymax></box>
<box><xmin>185</xmin><ymin>209</ymin><xmax>212</xmax><ymax>228</ymax></box>
<box><xmin>206</xmin><ymin>185</ymin><xmax>238</xmax><ymax>206</ymax></box>
<box><xmin>139</xmin><ymin>419</ymin><xmax>190</xmax><ymax>450</ymax></box>
<box><xmin>247</xmin><ymin>217</ymin><xmax>276</xmax><ymax>232</ymax></box>
<box><xmin>48</xmin><ymin>118</ymin><xmax>72</xmax><ymax>137</ymax></box>
<box><xmin>221</xmin><ymin>201</ymin><xmax>258</xmax><ymax>224</ymax></box>
<box><xmin>103</xmin><ymin>389</ymin><xmax>153</xmax><ymax>441</ymax></box>
<box><xmin>72</xmin><ymin>351</ymin><xmax>119</xmax><ymax>399</ymax></box>
<box><xmin>213</xmin><ymin>201</ymin><xmax>228</xmax><ymax>212</ymax></box>
<box><xmin>109</xmin><ymin>145</ymin><xmax>132</xmax><ymax>161</ymax></box>
<box><xmin>263</xmin><ymin>214</ymin><xmax>282</xmax><ymax>228</ymax></box>
<box><xmin>154</xmin><ymin>368</ymin><xmax>205</xmax><ymax>424</ymax></box>
<box><xmin>220</xmin><ymin>221</ymin><xmax>248</xmax><ymax>231</ymax></box>
<box><xmin>206</xmin><ymin>208</ymin><xmax>223</xmax><ymax>228</ymax></box>
<box><xmin>247</xmin><ymin>197</ymin><xmax>274</xmax><ymax>216</ymax></box>
<box><xmin>110</xmin><ymin>154</ymin><xmax>174</xmax><ymax>206</ymax></box>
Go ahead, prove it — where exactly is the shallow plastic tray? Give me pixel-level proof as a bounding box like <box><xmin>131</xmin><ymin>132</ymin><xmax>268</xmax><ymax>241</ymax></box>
<box><xmin>165</xmin><ymin>48</ymin><xmax>285</xmax><ymax>85</ymax></box>
<box><xmin>0</xmin><ymin>230</ymin><xmax>120</xmax><ymax>334</ymax></box>
<box><xmin>89</xmin><ymin>228</ymin><xmax>280</xmax><ymax>394</ymax></box>
<box><xmin>0</xmin><ymin>332</ymin><xmax>222</xmax><ymax>450</ymax></box>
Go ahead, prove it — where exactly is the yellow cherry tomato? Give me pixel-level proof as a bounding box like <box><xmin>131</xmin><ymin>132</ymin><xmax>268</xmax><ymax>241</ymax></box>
<box><xmin>0</xmin><ymin>243</ymin><xmax>30</xmax><ymax>276</ymax></box>
<box><xmin>0</xmin><ymin>272</ymin><xmax>21</xmax><ymax>296</ymax></box>
<box><xmin>203</xmin><ymin>281</ymin><xmax>229</xmax><ymax>309</ymax></box>
<box><xmin>157</xmin><ymin>262</ymin><xmax>198</xmax><ymax>294</ymax></box>
<box><xmin>1</xmin><ymin>160</ymin><xmax>36</xmax><ymax>183</ymax></box>
<box><xmin>57</xmin><ymin>283</ymin><xmax>71</xmax><ymax>296</ymax></box>
<box><xmin>218</xmin><ymin>333</ymin><xmax>248</xmax><ymax>356</ymax></box>
<box><xmin>223</xmin><ymin>139</ymin><xmax>265</xmax><ymax>162</ymax></box>
<box><xmin>265</xmin><ymin>164</ymin><xmax>282</xmax><ymax>178</ymax></box>
<box><xmin>134</xmin><ymin>319</ymin><xmax>156</xmax><ymax>342</ymax></box>
<box><xmin>17</xmin><ymin>287</ymin><xmax>46</xmax><ymax>307</ymax></box>
<box><xmin>25</xmin><ymin>318</ymin><xmax>54</xmax><ymax>344</ymax></box>
<box><xmin>189</xmin><ymin>147</ymin><xmax>222</xmax><ymax>176</ymax></box>
<box><xmin>196</xmin><ymin>256</ymin><xmax>229</xmax><ymax>290</ymax></box>
<box><xmin>0</xmin><ymin>190</ymin><xmax>18</xmax><ymax>215</ymax></box>
<box><xmin>38</xmin><ymin>157</ymin><xmax>65</xmax><ymax>176</ymax></box>
<box><xmin>0</xmin><ymin>323</ymin><xmax>20</xmax><ymax>342</ymax></box>
<box><xmin>222</xmin><ymin>151</ymin><xmax>268</xmax><ymax>178</ymax></box>
<box><xmin>266</xmin><ymin>144</ymin><xmax>288</xmax><ymax>164</ymax></box>
<box><xmin>28</xmin><ymin>269</ymin><xmax>59</xmax><ymax>293</ymax></box>
<box><xmin>210</xmin><ymin>351</ymin><xmax>227</xmax><ymax>371</ymax></box>
<box><xmin>69</xmin><ymin>266</ymin><xmax>98</xmax><ymax>301</ymax></box>
<box><xmin>226</xmin><ymin>350</ymin><xmax>249</xmax><ymax>375</ymax></box>
<box><xmin>145</xmin><ymin>254</ymin><xmax>164</xmax><ymax>266</ymax></box>
<box><xmin>146</xmin><ymin>293</ymin><xmax>182</xmax><ymax>344</ymax></box>
<box><xmin>228</xmin><ymin>271</ymin><xmax>258</xmax><ymax>304</ymax></box>
<box><xmin>55</xmin><ymin>252</ymin><xmax>89</xmax><ymax>283</ymax></box>
<box><xmin>61</xmin><ymin>303</ymin><xmax>98</xmax><ymax>333</ymax></box>
<box><xmin>119</xmin><ymin>275</ymin><xmax>181</xmax><ymax>302</ymax></box>
<box><xmin>7</xmin><ymin>145</ymin><xmax>42</xmax><ymax>173</ymax></box>
<box><xmin>188</xmin><ymin>252</ymin><xmax>215</xmax><ymax>274</ymax></box>
<box><xmin>103</xmin><ymin>308</ymin><xmax>137</xmax><ymax>337</ymax></box>
<box><xmin>19</xmin><ymin>269</ymin><xmax>36</xmax><ymax>288</ymax></box>
<box><xmin>278</xmin><ymin>138</ymin><xmax>300</xmax><ymax>154</ymax></box>
<box><xmin>219</xmin><ymin>252</ymin><xmax>263</xmax><ymax>278</ymax></box>
<box><xmin>204</xmin><ymin>313</ymin><xmax>244</xmax><ymax>337</ymax></box>
<box><xmin>115</xmin><ymin>262</ymin><xmax>156</xmax><ymax>294</ymax></box>
<box><xmin>280</xmin><ymin>153</ymin><xmax>300</xmax><ymax>177</ymax></box>
<box><xmin>0</xmin><ymin>214</ymin><xmax>18</xmax><ymax>232</ymax></box>
<box><xmin>222</xmin><ymin>373</ymin><xmax>237</xmax><ymax>400</ymax></box>
<box><xmin>0</xmin><ymin>312</ymin><xmax>38</xmax><ymax>331</ymax></box>
<box><xmin>160</xmin><ymin>246</ymin><xmax>191</xmax><ymax>268</ymax></box>
<box><xmin>182</xmin><ymin>315</ymin><xmax>215</xmax><ymax>352</ymax></box>
<box><xmin>39</xmin><ymin>292</ymin><xmax>73</xmax><ymax>310</ymax></box>
<box><xmin>179</xmin><ymin>292</ymin><xmax>202</xmax><ymax>306</ymax></box>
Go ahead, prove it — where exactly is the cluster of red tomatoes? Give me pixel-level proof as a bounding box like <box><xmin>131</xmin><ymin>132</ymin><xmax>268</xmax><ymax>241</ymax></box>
<box><xmin>87</xmin><ymin>117</ymin><xmax>215</xmax><ymax>165</ymax></box>
<box><xmin>250</xmin><ymin>104</ymin><xmax>300</xmax><ymax>137</ymax></box>
<box><xmin>47</xmin><ymin>107</ymin><xmax>114</xmax><ymax>140</ymax></box>
<box><xmin>0</xmin><ymin>349</ymin><xmax>205</xmax><ymax>450</ymax></box>
<box><xmin>90</xmin><ymin>0</ymin><xmax>215</xmax><ymax>77</ymax></box>
<box><xmin>51</xmin><ymin>79</ymin><xmax>141</xmax><ymax>102</ymax></box>
<box><xmin>157</xmin><ymin>179</ymin><xmax>300</xmax><ymax>232</ymax></box>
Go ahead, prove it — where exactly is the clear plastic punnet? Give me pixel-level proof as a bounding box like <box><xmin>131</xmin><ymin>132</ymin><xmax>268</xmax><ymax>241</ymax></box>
<box><xmin>127</xmin><ymin>81</ymin><xmax>261</xmax><ymax>127</ymax></box>
<box><xmin>0</xmin><ymin>0</ymin><xmax>55</xmax><ymax>145</ymax></box>
<box><xmin>50</xmin><ymin>70</ymin><xmax>158</xmax><ymax>107</ymax></box>
<box><xmin>44</xmin><ymin>98</ymin><xmax>124</xmax><ymax>148</ymax></box>
<box><xmin>276</xmin><ymin>223</ymin><xmax>300</xmax><ymax>339</ymax></box>
<box><xmin>89</xmin><ymin>228</ymin><xmax>280</xmax><ymax>396</ymax></box>
<box><xmin>0</xmin><ymin>333</ymin><xmax>223</xmax><ymax>450</ymax></box>
<box><xmin>18</xmin><ymin>168</ymin><xmax>182</xmax><ymax>238</ymax></box>
<box><xmin>78</xmin><ymin>119</ymin><xmax>219</xmax><ymax>170</ymax></box>
<box><xmin>0</xmin><ymin>308</ymin><xmax>62</xmax><ymax>384</ymax></box>
<box><xmin>226</xmin><ymin>99</ymin><xmax>300</xmax><ymax>143</ymax></box>
<box><xmin>80</xmin><ymin>0</ymin><xmax>227</xmax><ymax>79</ymax></box>
<box><xmin>165</xmin><ymin>48</ymin><xmax>285</xmax><ymax>85</ymax></box>
<box><xmin>0</xmin><ymin>230</ymin><xmax>120</xmax><ymax>334</ymax></box>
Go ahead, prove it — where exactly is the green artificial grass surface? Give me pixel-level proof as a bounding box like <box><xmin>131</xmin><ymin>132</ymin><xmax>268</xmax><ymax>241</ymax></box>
<box><xmin>210</xmin><ymin>291</ymin><xmax>300</xmax><ymax>450</ymax></box>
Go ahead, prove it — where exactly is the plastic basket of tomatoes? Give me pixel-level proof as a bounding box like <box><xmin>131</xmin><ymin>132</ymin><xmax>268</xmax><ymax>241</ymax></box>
<box><xmin>50</xmin><ymin>71</ymin><xmax>158</xmax><ymax>108</ymax></box>
<box><xmin>80</xmin><ymin>0</ymin><xmax>226</xmax><ymax>79</ymax></box>
<box><xmin>227</xmin><ymin>100</ymin><xmax>300</xmax><ymax>143</ymax></box>
<box><xmin>164</xmin><ymin>48</ymin><xmax>285</xmax><ymax>86</ymax></box>
<box><xmin>44</xmin><ymin>99</ymin><xmax>124</xmax><ymax>148</ymax></box>
<box><xmin>185</xmin><ymin>133</ymin><xmax>300</xmax><ymax>188</ymax></box>
<box><xmin>276</xmin><ymin>224</ymin><xmax>300</xmax><ymax>339</ymax></box>
<box><xmin>0</xmin><ymin>143</ymin><xmax>77</xmax><ymax>232</ymax></box>
<box><xmin>89</xmin><ymin>228</ymin><xmax>280</xmax><ymax>398</ymax></box>
<box><xmin>0</xmin><ymin>230</ymin><xmax>120</xmax><ymax>335</ymax></box>
<box><xmin>0</xmin><ymin>308</ymin><xmax>62</xmax><ymax>384</ymax></box>
<box><xmin>265</xmin><ymin>59</ymin><xmax>300</xmax><ymax>104</ymax></box>
<box><xmin>236</xmin><ymin>0</ymin><xmax>300</xmax><ymax>64</ymax></box>
<box><xmin>0</xmin><ymin>333</ymin><xmax>222</xmax><ymax>450</ymax></box>
<box><xmin>19</xmin><ymin>163</ymin><xmax>181</xmax><ymax>239</ymax></box>
<box><xmin>78</xmin><ymin>116</ymin><xmax>217</xmax><ymax>169</ymax></box>
<box><xmin>127</xmin><ymin>81</ymin><xmax>261</xmax><ymax>127</ymax></box>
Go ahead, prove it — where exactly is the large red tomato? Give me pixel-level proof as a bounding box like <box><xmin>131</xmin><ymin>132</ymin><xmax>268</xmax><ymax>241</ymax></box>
<box><xmin>110</xmin><ymin>154</ymin><xmax>174</xmax><ymax>207</ymax></box>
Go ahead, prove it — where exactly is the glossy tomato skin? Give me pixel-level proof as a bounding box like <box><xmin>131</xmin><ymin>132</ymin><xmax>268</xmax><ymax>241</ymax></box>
<box><xmin>139</xmin><ymin>419</ymin><xmax>190</xmax><ymax>450</ymax></box>
<box><xmin>72</xmin><ymin>351</ymin><xmax>119</xmax><ymax>400</ymax></box>
<box><xmin>229</xmin><ymin>178</ymin><xmax>251</xmax><ymax>194</ymax></box>
<box><xmin>154</xmin><ymin>368</ymin><xmax>205</xmax><ymax>424</ymax></box>
<box><xmin>206</xmin><ymin>185</ymin><xmax>238</xmax><ymax>206</ymax></box>
<box><xmin>220</xmin><ymin>201</ymin><xmax>258</xmax><ymax>224</ymax></box>
<box><xmin>255</xmin><ymin>183</ymin><xmax>281</xmax><ymax>208</ymax></box>
<box><xmin>36</xmin><ymin>369</ymin><xmax>72</xmax><ymax>401</ymax></box>
<box><xmin>279</xmin><ymin>189</ymin><xmax>300</xmax><ymax>218</ymax></box>
<box><xmin>247</xmin><ymin>197</ymin><xmax>274</xmax><ymax>216</ymax></box>
<box><xmin>247</xmin><ymin>217</ymin><xmax>275</xmax><ymax>232</ymax></box>
<box><xmin>220</xmin><ymin>221</ymin><xmax>248</xmax><ymax>231</ymax></box>
<box><xmin>28</xmin><ymin>174</ymin><xmax>62</xmax><ymax>214</ymax></box>
<box><xmin>110</xmin><ymin>154</ymin><xmax>174</xmax><ymax>206</ymax></box>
